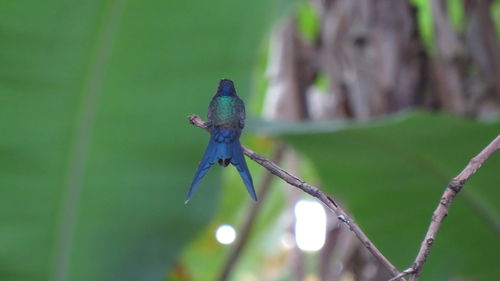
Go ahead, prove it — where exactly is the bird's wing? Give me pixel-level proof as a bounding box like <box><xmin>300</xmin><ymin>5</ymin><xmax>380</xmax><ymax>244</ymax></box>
<box><xmin>207</xmin><ymin>97</ymin><xmax>217</xmax><ymax>124</ymax></box>
<box><xmin>236</xmin><ymin>97</ymin><xmax>246</xmax><ymax>129</ymax></box>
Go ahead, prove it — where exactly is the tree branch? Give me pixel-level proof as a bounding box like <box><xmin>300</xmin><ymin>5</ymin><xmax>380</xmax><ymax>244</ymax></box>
<box><xmin>392</xmin><ymin>135</ymin><xmax>500</xmax><ymax>281</ymax></box>
<box><xmin>188</xmin><ymin>114</ymin><xmax>405</xmax><ymax>280</ymax></box>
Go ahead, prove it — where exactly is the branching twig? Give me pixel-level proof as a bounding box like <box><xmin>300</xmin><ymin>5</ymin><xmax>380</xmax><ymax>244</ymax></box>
<box><xmin>188</xmin><ymin>114</ymin><xmax>405</xmax><ymax>280</ymax></box>
<box><xmin>217</xmin><ymin>144</ymin><xmax>286</xmax><ymax>281</ymax></box>
<box><xmin>392</xmin><ymin>135</ymin><xmax>500</xmax><ymax>281</ymax></box>
<box><xmin>190</xmin><ymin>111</ymin><xmax>499</xmax><ymax>281</ymax></box>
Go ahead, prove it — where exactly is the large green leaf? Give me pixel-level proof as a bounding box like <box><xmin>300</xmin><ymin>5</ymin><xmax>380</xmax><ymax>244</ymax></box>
<box><xmin>283</xmin><ymin>112</ymin><xmax>499</xmax><ymax>281</ymax></box>
<box><xmin>0</xmin><ymin>1</ymin><xmax>276</xmax><ymax>280</ymax></box>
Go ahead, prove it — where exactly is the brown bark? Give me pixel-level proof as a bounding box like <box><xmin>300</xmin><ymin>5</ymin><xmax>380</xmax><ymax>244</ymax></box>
<box><xmin>464</xmin><ymin>0</ymin><xmax>500</xmax><ymax>118</ymax></box>
<box><xmin>268</xmin><ymin>0</ymin><xmax>499</xmax><ymax>121</ymax></box>
<box><xmin>263</xmin><ymin>18</ymin><xmax>316</xmax><ymax>121</ymax></box>
<box><xmin>318</xmin><ymin>0</ymin><xmax>425</xmax><ymax>119</ymax></box>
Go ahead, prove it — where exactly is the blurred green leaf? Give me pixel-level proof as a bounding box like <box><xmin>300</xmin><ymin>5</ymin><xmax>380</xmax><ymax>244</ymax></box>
<box><xmin>249</xmin><ymin>41</ymin><xmax>271</xmax><ymax>116</ymax></box>
<box><xmin>447</xmin><ymin>0</ymin><xmax>464</xmax><ymax>31</ymax></box>
<box><xmin>0</xmin><ymin>1</ymin><xmax>277</xmax><ymax>280</ymax></box>
<box><xmin>493</xmin><ymin>0</ymin><xmax>500</xmax><ymax>38</ymax></box>
<box><xmin>283</xmin><ymin>112</ymin><xmax>500</xmax><ymax>281</ymax></box>
<box><xmin>313</xmin><ymin>73</ymin><xmax>330</xmax><ymax>92</ymax></box>
<box><xmin>412</xmin><ymin>0</ymin><xmax>434</xmax><ymax>51</ymax></box>
<box><xmin>297</xmin><ymin>1</ymin><xmax>319</xmax><ymax>42</ymax></box>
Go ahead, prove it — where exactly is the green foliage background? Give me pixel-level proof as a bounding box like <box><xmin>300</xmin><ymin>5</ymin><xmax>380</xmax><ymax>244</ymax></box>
<box><xmin>0</xmin><ymin>0</ymin><xmax>277</xmax><ymax>280</ymax></box>
<box><xmin>1</xmin><ymin>0</ymin><xmax>499</xmax><ymax>281</ymax></box>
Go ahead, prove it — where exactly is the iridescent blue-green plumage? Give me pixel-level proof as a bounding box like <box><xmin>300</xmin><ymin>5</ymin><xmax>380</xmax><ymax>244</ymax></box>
<box><xmin>186</xmin><ymin>79</ymin><xmax>256</xmax><ymax>202</ymax></box>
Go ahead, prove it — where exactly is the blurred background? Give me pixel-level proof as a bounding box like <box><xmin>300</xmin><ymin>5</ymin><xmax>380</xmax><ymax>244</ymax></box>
<box><xmin>0</xmin><ymin>0</ymin><xmax>499</xmax><ymax>281</ymax></box>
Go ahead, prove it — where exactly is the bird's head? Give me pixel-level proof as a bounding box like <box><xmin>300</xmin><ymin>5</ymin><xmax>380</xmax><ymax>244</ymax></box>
<box><xmin>217</xmin><ymin>79</ymin><xmax>236</xmax><ymax>96</ymax></box>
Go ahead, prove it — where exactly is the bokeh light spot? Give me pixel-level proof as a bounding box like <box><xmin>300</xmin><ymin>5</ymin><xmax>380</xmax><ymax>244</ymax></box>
<box><xmin>215</xmin><ymin>224</ymin><xmax>236</xmax><ymax>245</ymax></box>
<box><xmin>294</xmin><ymin>200</ymin><xmax>326</xmax><ymax>251</ymax></box>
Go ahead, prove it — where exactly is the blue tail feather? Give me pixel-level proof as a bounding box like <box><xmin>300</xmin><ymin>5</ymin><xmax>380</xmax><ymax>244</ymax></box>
<box><xmin>185</xmin><ymin>137</ymin><xmax>218</xmax><ymax>203</ymax></box>
<box><xmin>230</xmin><ymin>140</ymin><xmax>257</xmax><ymax>201</ymax></box>
<box><xmin>187</xmin><ymin>127</ymin><xmax>256</xmax><ymax>202</ymax></box>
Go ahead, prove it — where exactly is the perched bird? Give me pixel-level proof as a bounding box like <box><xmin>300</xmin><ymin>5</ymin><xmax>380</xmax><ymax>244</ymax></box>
<box><xmin>186</xmin><ymin>79</ymin><xmax>257</xmax><ymax>203</ymax></box>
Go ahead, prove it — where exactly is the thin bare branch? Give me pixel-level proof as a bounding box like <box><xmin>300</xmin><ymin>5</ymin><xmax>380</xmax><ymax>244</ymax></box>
<box><xmin>388</xmin><ymin>268</ymin><xmax>415</xmax><ymax>281</ymax></box>
<box><xmin>188</xmin><ymin>114</ymin><xmax>405</xmax><ymax>280</ymax></box>
<box><xmin>391</xmin><ymin>135</ymin><xmax>500</xmax><ymax>281</ymax></box>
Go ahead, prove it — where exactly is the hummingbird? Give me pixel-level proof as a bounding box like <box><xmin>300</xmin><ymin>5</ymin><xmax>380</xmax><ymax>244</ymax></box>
<box><xmin>186</xmin><ymin>79</ymin><xmax>257</xmax><ymax>203</ymax></box>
